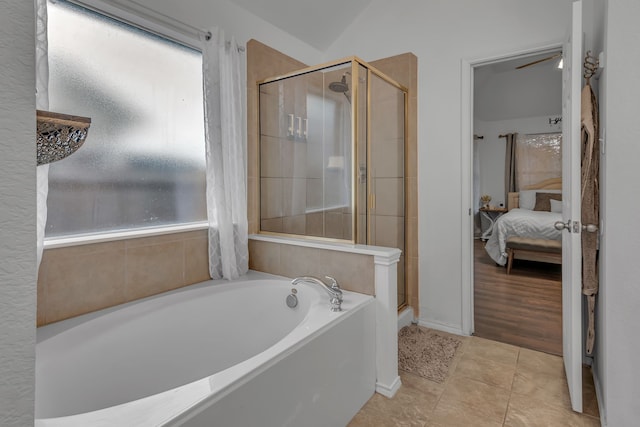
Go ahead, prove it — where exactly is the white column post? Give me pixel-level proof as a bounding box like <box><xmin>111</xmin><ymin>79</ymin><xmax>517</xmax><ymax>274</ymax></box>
<box><xmin>374</xmin><ymin>249</ymin><xmax>401</xmax><ymax>398</ymax></box>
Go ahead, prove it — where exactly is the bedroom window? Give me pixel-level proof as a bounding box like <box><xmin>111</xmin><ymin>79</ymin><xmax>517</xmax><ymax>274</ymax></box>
<box><xmin>515</xmin><ymin>133</ymin><xmax>562</xmax><ymax>190</ymax></box>
<box><xmin>45</xmin><ymin>0</ymin><xmax>206</xmax><ymax>238</ymax></box>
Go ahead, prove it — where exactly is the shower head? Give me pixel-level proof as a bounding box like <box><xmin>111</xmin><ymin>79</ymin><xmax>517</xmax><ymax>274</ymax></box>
<box><xmin>328</xmin><ymin>74</ymin><xmax>349</xmax><ymax>93</ymax></box>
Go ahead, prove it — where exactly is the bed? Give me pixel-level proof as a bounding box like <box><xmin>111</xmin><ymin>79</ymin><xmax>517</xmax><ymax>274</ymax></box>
<box><xmin>484</xmin><ymin>178</ymin><xmax>563</xmax><ymax>268</ymax></box>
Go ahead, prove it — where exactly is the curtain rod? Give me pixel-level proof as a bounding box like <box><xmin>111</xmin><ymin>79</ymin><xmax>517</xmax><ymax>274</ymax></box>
<box><xmin>500</xmin><ymin>131</ymin><xmax>561</xmax><ymax>138</ymax></box>
<box><xmin>124</xmin><ymin>0</ymin><xmax>245</xmax><ymax>51</ymax></box>
<box><xmin>70</xmin><ymin>0</ymin><xmax>245</xmax><ymax>51</ymax></box>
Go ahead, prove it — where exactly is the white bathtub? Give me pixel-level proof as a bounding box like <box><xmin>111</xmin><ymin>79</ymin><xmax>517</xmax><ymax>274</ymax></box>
<box><xmin>36</xmin><ymin>271</ymin><xmax>376</xmax><ymax>426</ymax></box>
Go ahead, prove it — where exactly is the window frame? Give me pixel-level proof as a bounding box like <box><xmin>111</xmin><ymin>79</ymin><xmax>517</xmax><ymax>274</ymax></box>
<box><xmin>43</xmin><ymin>0</ymin><xmax>209</xmax><ymax>249</ymax></box>
<box><xmin>62</xmin><ymin>0</ymin><xmax>204</xmax><ymax>51</ymax></box>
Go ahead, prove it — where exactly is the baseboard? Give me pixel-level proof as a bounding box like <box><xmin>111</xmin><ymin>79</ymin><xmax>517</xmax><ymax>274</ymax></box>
<box><xmin>417</xmin><ymin>318</ymin><xmax>465</xmax><ymax>336</ymax></box>
<box><xmin>376</xmin><ymin>375</ymin><xmax>401</xmax><ymax>398</ymax></box>
<box><xmin>398</xmin><ymin>307</ymin><xmax>414</xmax><ymax>331</ymax></box>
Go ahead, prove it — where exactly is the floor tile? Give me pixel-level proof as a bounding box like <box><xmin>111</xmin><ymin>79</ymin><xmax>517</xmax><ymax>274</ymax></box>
<box><xmin>581</xmin><ymin>415</ymin><xmax>602</xmax><ymax>426</ymax></box>
<box><xmin>512</xmin><ymin>367</ymin><xmax>572</xmax><ymax>410</ymax></box>
<box><xmin>466</xmin><ymin>336</ymin><xmax>520</xmax><ymax>366</ymax></box>
<box><xmin>399</xmin><ymin>371</ymin><xmax>446</xmax><ymax>401</ymax></box>
<box><xmin>453</xmin><ymin>352</ymin><xmax>516</xmax><ymax>390</ymax></box>
<box><xmin>504</xmin><ymin>394</ymin><xmax>586</xmax><ymax>427</ymax></box>
<box><xmin>432</xmin><ymin>375</ymin><xmax>510</xmax><ymax>424</ymax></box>
<box><xmin>426</xmin><ymin>410</ymin><xmax>503</xmax><ymax>427</ymax></box>
<box><xmin>347</xmin><ymin>404</ymin><xmax>405</xmax><ymax>427</ymax></box>
<box><xmin>517</xmin><ymin>347</ymin><xmax>565</xmax><ymax>377</ymax></box>
<box><xmin>348</xmin><ymin>331</ymin><xmax>600</xmax><ymax>427</ymax></box>
<box><xmin>361</xmin><ymin>382</ymin><xmax>437</xmax><ymax>425</ymax></box>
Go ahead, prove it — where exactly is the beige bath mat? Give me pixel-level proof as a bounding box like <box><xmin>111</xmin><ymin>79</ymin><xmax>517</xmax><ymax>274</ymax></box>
<box><xmin>398</xmin><ymin>325</ymin><xmax>462</xmax><ymax>383</ymax></box>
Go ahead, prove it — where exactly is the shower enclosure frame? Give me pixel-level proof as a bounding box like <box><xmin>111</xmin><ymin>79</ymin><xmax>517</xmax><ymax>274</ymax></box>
<box><xmin>256</xmin><ymin>56</ymin><xmax>409</xmax><ymax>310</ymax></box>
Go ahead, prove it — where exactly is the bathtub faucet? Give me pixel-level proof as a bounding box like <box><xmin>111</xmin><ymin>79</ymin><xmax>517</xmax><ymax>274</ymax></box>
<box><xmin>291</xmin><ymin>276</ymin><xmax>343</xmax><ymax>312</ymax></box>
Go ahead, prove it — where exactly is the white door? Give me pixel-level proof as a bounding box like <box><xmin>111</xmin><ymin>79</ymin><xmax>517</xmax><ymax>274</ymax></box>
<box><xmin>559</xmin><ymin>0</ymin><xmax>583</xmax><ymax>413</ymax></box>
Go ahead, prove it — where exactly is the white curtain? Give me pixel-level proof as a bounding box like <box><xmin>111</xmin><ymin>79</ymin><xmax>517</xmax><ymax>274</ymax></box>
<box><xmin>36</xmin><ymin>0</ymin><xmax>49</xmax><ymax>272</ymax></box>
<box><xmin>202</xmin><ymin>28</ymin><xmax>248</xmax><ymax>280</ymax></box>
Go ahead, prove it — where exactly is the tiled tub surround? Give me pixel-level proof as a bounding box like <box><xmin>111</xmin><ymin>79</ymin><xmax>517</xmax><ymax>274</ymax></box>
<box><xmin>249</xmin><ymin>233</ymin><xmax>403</xmax><ymax>397</ymax></box>
<box><xmin>39</xmin><ymin>227</ymin><xmax>402</xmax><ymax>401</ymax></box>
<box><xmin>36</xmin><ymin>272</ymin><xmax>376</xmax><ymax>426</ymax></box>
<box><xmin>37</xmin><ymin>229</ymin><xmax>210</xmax><ymax>326</ymax></box>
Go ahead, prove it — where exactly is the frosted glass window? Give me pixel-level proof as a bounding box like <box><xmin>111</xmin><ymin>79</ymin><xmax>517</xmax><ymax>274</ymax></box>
<box><xmin>45</xmin><ymin>0</ymin><xmax>206</xmax><ymax>237</ymax></box>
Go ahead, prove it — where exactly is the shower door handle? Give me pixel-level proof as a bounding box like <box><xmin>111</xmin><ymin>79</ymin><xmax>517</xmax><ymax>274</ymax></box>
<box><xmin>296</xmin><ymin>116</ymin><xmax>303</xmax><ymax>139</ymax></box>
<box><xmin>287</xmin><ymin>114</ymin><xmax>295</xmax><ymax>137</ymax></box>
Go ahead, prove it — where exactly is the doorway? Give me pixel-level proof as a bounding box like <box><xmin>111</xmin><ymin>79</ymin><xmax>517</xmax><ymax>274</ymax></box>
<box><xmin>465</xmin><ymin>48</ymin><xmax>565</xmax><ymax>354</ymax></box>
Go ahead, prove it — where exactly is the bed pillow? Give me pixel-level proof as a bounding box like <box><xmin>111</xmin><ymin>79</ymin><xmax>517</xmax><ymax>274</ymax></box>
<box><xmin>534</xmin><ymin>192</ymin><xmax>563</xmax><ymax>211</ymax></box>
<box><xmin>518</xmin><ymin>190</ymin><xmax>537</xmax><ymax>210</ymax></box>
<box><xmin>550</xmin><ymin>199</ymin><xmax>563</xmax><ymax>213</ymax></box>
<box><xmin>519</xmin><ymin>189</ymin><xmax>561</xmax><ymax>210</ymax></box>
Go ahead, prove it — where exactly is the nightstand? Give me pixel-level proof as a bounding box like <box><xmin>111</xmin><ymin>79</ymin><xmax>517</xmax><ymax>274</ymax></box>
<box><xmin>479</xmin><ymin>207</ymin><xmax>508</xmax><ymax>241</ymax></box>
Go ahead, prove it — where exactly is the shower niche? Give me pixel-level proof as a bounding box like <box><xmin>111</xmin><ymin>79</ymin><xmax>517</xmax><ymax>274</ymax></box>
<box><xmin>258</xmin><ymin>57</ymin><xmax>408</xmax><ymax>307</ymax></box>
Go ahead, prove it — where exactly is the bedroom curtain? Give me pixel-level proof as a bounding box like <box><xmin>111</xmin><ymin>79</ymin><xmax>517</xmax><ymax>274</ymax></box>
<box><xmin>581</xmin><ymin>82</ymin><xmax>600</xmax><ymax>355</ymax></box>
<box><xmin>36</xmin><ymin>0</ymin><xmax>49</xmax><ymax>273</ymax></box>
<box><xmin>503</xmin><ymin>132</ymin><xmax>517</xmax><ymax>203</ymax></box>
<box><xmin>202</xmin><ymin>28</ymin><xmax>248</xmax><ymax>280</ymax></box>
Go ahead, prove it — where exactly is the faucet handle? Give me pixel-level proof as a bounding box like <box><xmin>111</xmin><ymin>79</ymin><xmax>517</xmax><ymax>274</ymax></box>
<box><xmin>324</xmin><ymin>275</ymin><xmax>340</xmax><ymax>290</ymax></box>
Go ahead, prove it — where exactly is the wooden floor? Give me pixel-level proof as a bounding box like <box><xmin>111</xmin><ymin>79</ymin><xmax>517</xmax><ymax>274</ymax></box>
<box><xmin>473</xmin><ymin>239</ymin><xmax>563</xmax><ymax>355</ymax></box>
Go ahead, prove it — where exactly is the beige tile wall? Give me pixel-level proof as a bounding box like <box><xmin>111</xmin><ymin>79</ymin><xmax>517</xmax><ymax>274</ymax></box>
<box><xmin>370</xmin><ymin>53</ymin><xmax>419</xmax><ymax>315</ymax></box>
<box><xmin>247</xmin><ymin>39</ymin><xmax>308</xmax><ymax>235</ymax></box>
<box><xmin>37</xmin><ymin>229</ymin><xmax>210</xmax><ymax>326</ymax></box>
<box><xmin>247</xmin><ymin>40</ymin><xmax>419</xmax><ymax>313</ymax></box>
<box><xmin>248</xmin><ymin>239</ymin><xmax>375</xmax><ymax>295</ymax></box>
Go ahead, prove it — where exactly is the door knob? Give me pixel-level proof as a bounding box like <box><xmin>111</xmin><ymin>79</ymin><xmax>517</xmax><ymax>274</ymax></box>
<box><xmin>582</xmin><ymin>223</ymin><xmax>598</xmax><ymax>233</ymax></box>
<box><xmin>554</xmin><ymin>220</ymin><xmax>570</xmax><ymax>231</ymax></box>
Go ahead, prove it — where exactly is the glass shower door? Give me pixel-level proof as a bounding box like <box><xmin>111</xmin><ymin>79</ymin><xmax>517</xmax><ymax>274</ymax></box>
<box><xmin>259</xmin><ymin>63</ymin><xmax>354</xmax><ymax>241</ymax></box>
<box><xmin>368</xmin><ymin>72</ymin><xmax>406</xmax><ymax>307</ymax></box>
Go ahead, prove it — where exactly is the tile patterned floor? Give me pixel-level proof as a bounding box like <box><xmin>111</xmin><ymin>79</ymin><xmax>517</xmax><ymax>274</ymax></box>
<box><xmin>348</xmin><ymin>333</ymin><xmax>600</xmax><ymax>427</ymax></box>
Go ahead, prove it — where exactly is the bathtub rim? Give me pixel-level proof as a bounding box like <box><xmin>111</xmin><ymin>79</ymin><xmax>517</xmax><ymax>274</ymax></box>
<box><xmin>36</xmin><ymin>270</ymin><xmax>290</xmax><ymax>343</ymax></box>
<box><xmin>35</xmin><ymin>271</ymin><xmax>374</xmax><ymax>426</ymax></box>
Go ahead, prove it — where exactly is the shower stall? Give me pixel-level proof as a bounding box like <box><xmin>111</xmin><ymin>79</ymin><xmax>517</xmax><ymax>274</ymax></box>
<box><xmin>258</xmin><ymin>57</ymin><xmax>408</xmax><ymax>308</ymax></box>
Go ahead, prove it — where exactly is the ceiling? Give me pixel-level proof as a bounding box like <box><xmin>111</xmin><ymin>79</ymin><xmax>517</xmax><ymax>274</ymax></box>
<box><xmin>474</xmin><ymin>51</ymin><xmax>563</xmax><ymax>121</ymax></box>
<box><xmin>221</xmin><ymin>1</ymin><xmax>563</xmax><ymax>122</ymax></box>
<box><xmin>227</xmin><ymin>0</ymin><xmax>373</xmax><ymax>51</ymax></box>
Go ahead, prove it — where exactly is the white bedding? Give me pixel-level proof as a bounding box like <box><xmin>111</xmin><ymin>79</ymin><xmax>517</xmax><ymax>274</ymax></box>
<box><xmin>484</xmin><ymin>208</ymin><xmax>562</xmax><ymax>265</ymax></box>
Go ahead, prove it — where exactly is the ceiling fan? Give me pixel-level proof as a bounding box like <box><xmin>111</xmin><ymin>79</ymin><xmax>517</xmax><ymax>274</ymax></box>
<box><xmin>516</xmin><ymin>53</ymin><xmax>562</xmax><ymax>69</ymax></box>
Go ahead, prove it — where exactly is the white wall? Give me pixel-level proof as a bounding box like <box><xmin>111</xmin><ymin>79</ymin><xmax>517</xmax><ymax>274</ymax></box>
<box><xmin>474</xmin><ymin>61</ymin><xmax>562</xmax><ymax>122</ymax></box>
<box><xmin>0</xmin><ymin>1</ymin><xmax>36</xmax><ymax>425</ymax></box>
<box><xmin>475</xmin><ymin>115</ymin><xmax>562</xmax><ymax>208</ymax></box>
<box><xmin>596</xmin><ymin>0</ymin><xmax>640</xmax><ymax>424</ymax></box>
<box><xmin>132</xmin><ymin>0</ymin><xmax>324</xmax><ymax>66</ymax></box>
<box><xmin>324</xmin><ymin>0</ymin><xmax>574</xmax><ymax>332</ymax></box>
